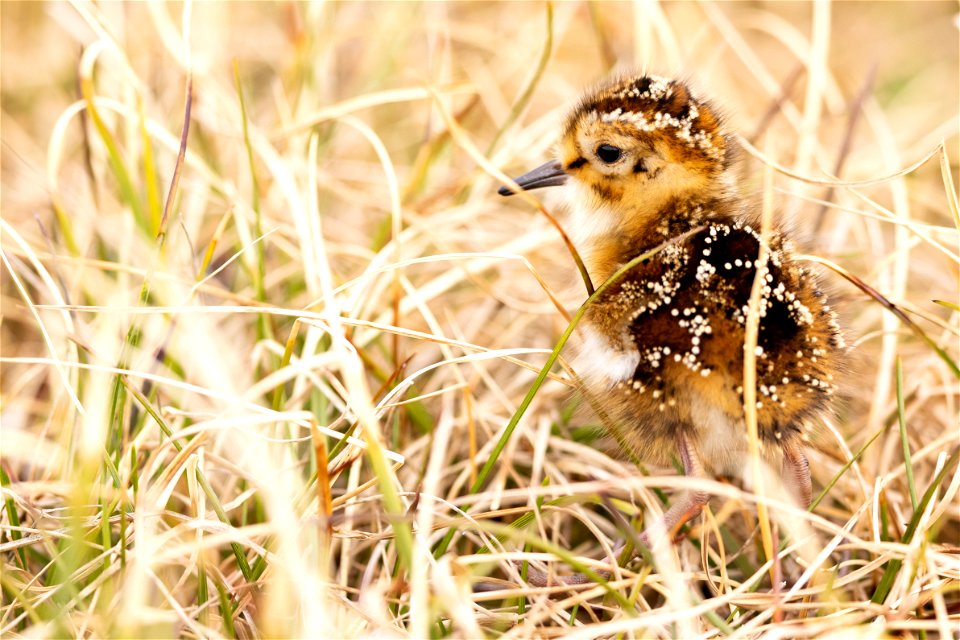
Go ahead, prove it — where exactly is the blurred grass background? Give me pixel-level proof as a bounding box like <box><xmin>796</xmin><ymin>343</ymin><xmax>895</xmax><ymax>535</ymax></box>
<box><xmin>1</xmin><ymin>1</ymin><xmax>958</xmax><ymax>638</ymax></box>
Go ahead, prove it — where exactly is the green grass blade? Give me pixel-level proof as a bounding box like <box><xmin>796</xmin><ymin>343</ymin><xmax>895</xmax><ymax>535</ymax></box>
<box><xmin>871</xmin><ymin>447</ymin><xmax>959</xmax><ymax>603</ymax></box>
<box><xmin>214</xmin><ymin>573</ymin><xmax>236</xmax><ymax>638</ymax></box>
<box><xmin>0</xmin><ymin>466</ymin><xmax>28</xmax><ymax>570</ymax></box>
<box><xmin>232</xmin><ymin>62</ymin><xmax>274</xmax><ymax>358</ymax></box>
<box><xmin>896</xmin><ymin>358</ymin><xmax>919</xmax><ymax>510</ymax></box>
<box><xmin>136</xmin><ymin>96</ymin><xmax>163</xmax><ymax>235</ymax></box>
<box><xmin>79</xmin><ymin>76</ymin><xmax>145</xmax><ymax>229</ymax></box>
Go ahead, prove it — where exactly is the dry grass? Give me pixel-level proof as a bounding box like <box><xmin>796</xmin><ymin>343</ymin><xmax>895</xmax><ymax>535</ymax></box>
<box><xmin>1</xmin><ymin>2</ymin><xmax>958</xmax><ymax>638</ymax></box>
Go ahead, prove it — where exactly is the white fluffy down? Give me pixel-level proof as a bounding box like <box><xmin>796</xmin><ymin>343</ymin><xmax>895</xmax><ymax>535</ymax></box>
<box><xmin>572</xmin><ymin>326</ymin><xmax>639</xmax><ymax>386</ymax></box>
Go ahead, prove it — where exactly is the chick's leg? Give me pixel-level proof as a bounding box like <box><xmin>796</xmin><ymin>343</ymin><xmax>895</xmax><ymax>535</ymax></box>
<box><xmin>780</xmin><ymin>437</ymin><xmax>812</xmax><ymax>506</ymax></box>
<box><xmin>641</xmin><ymin>430</ymin><xmax>710</xmax><ymax>545</ymax></box>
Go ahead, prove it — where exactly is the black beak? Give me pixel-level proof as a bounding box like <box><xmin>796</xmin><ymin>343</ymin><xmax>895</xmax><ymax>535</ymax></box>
<box><xmin>497</xmin><ymin>160</ymin><xmax>568</xmax><ymax>196</ymax></box>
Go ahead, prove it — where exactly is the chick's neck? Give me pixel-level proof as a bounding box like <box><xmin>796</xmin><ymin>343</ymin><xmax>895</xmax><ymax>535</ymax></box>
<box><xmin>579</xmin><ymin>186</ymin><xmax>737</xmax><ymax>286</ymax></box>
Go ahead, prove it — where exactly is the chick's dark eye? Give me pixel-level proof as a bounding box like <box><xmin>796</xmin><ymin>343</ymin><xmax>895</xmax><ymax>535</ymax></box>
<box><xmin>596</xmin><ymin>144</ymin><xmax>622</xmax><ymax>164</ymax></box>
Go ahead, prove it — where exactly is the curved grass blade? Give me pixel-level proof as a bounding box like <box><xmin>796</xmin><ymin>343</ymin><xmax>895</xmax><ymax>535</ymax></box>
<box><xmin>800</xmin><ymin>255</ymin><xmax>959</xmax><ymax>378</ymax></box>
<box><xmin>484</xmin><ymin>2</ymin><xmax>553</xmax><ymax>155</ymax></box>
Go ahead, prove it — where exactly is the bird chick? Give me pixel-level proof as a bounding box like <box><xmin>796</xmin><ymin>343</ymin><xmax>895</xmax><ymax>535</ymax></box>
<box><xmin>499</xmin><ymin>74</ymin><xmax>845</xmax><ymax>585</ymax></box>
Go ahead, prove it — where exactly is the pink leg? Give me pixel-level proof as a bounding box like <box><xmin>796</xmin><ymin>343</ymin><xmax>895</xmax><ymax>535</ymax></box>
<box><xmin>521</xmin><ymin>431</ymin><xmax>710</xmax><ymax>586</ymax></box>
<box><xmin>643</xmin><ymin>431</ymin><xmax>711</xmax><ymax>545</ymax></box>
<box><xmin>781</xmin><ymin>438</ymin><xmax>812</xmax><ymax>506</ymax></box>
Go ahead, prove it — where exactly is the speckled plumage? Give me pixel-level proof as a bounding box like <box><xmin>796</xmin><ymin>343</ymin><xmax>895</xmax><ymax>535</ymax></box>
<box><xmin>579</xmin><ymin>208</ymin><xmax>843</xmax><ymax>469</ymax></box>
<box><xmin>500</xmin><ymin>74</ymin><xmax>846</xmax><ymax>585</ymax></box>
